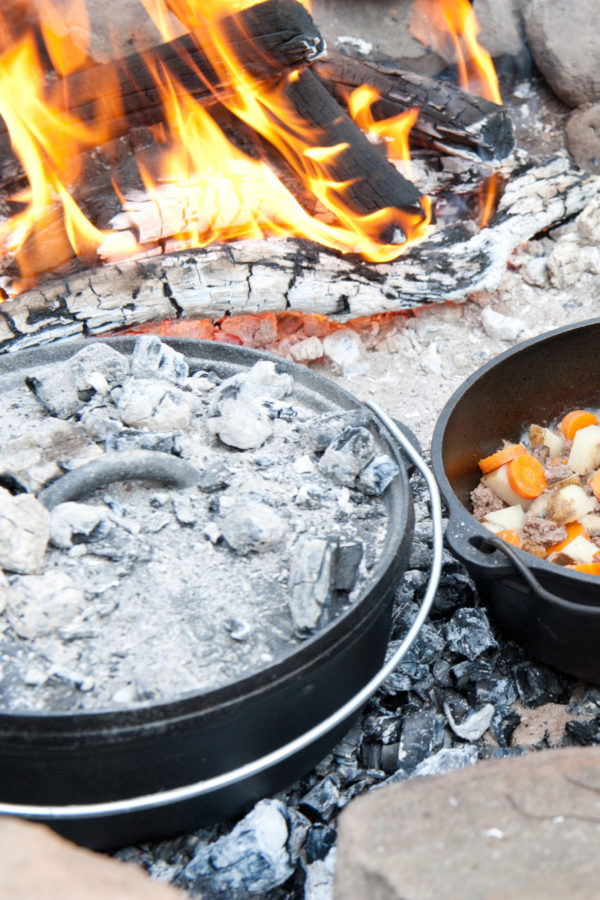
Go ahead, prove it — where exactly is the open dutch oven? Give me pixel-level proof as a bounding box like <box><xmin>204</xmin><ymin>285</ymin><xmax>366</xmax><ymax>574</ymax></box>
<box><xmin>432</xmin><ymin>317</ymin><xmax>600</xmax><ymax>685</ymax></box>
<box><xmin>0</xmin><ymin>338</ymin><xmax>441</xmax><ymax>849</ymax></box>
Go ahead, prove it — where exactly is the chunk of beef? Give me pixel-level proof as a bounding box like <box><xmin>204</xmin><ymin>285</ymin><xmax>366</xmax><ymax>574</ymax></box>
<box><xmin>471</xmin><ymin>482</ymin><xmax>504</xmax><ymax>520</ymax></box>
<box><xmin>523</xmin><ymin>516</ymin><xmax>567</xmax><ymax>548</ymax></box>
<box><xmin>531</xmin><ymin>444</ymin><xmax>550</xmax><ymax>465</ymax></box>
<box><xmin>544</xmin><ymin>461</ymin><xmax>576</xmax><ymax>487</ymax></box>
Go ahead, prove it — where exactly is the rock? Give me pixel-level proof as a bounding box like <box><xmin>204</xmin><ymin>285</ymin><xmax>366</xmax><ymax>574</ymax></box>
<box><xmin>472</xmin><ymin>0</ymin><xmax>528</xmax><ymax>60</ymax></box>
<box><xmin>567</xmin><ymin>104</ymin><xmax>600</xmax><ymax>175</ymax></box>
<box><xmin>0</xmin><ymin>488</ymin><xmax>50</xmax><ymax>574</ymax></box>
<box><xmin>577</xmin><ymin>195</ymin><xmax>600</xmax><ymax>244</ymax></box>
<box><xmin>523</xmin><ymin>0</ymin><xmax>600</xmax><ymax>107</ymax></box>
<box><xmin>49</xmin><ymin>502</ymin><xmax>107</xmax><ymax>549</ymax></box>
<box><xmin>5</xmin><ymin>570</ymin><xmax>86</xmax><ymax>639</ymax></box>
<box><xmin>221</xmin><ymin>499</ymin><xmax>286</xmax><ymax>553</ymax></box>
<box><xmin>184</xmin><ymin>798</ymin><xmax>309</xmax><ymax>897</ymax></box>
<box><xmin>336</xmin><ymin>747</ymin><xmax>600</xmax><ymax>900</ymax></box>
<box><xmin>0</xmin><ymin>816</ymin><xmax>181</xmax><ymax>900</ymax></box>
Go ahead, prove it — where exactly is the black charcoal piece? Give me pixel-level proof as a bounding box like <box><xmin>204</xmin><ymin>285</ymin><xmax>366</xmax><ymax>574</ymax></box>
<box><xmin>444</xmin><ymin>607</ymin><xmax>497</xmax><ymax>660</ymax></box>
<box><xmin>288</xmin><ymin>536</ymin><xmax>338</xmax><ymax>634</ymax></box>
<box><xmin>410</xmin><ymin>745</ymin><xmax>479</xmax><ymax>778</ymax></box>
<box><xmin>306</xmin><ymin>411</ymin><xmax>370</xmax><ymax>454</ymax></box>
<box><xmin>443</xmin><ymin>693</ymin><xmax>494</xmax><ymax>741</ymax></box>
<box><xmin>513</xmin><ymin>661</ymin><xmax>573</xmax><ymax>708</ymax></box>
<box><xmin>332</xmin><ymin>541</ymin><xmax>363</xmax><ymax>592</ymax></box>
<box><xmin>305</xmin><ymin>825</ymin><xmax>336</xmax><ymax>863</ymax></box>
<box><xmin>319</xmin><ymin>426</ymin><xmax>375</xmax><ymax>486</ymax></box>
<box><xmin>299</xmin><ymin>775</ymin><xmax>341</xmax><ymax>821</ymax></box>
<box><xmin>395</xmin><ymin>708</ymin><xmax>445</xmax><ymax>774</ymax></box>
<box><xmin>565</xmin><ymin>716</ymin><xmax>600</xmax><ymax>746</ymax></box>
<box><xmin>357</xmin><ymin>454</ymin><xmax>399</xmax><ymax>495</ymax></box>
<box><xmin>25</xmin><ymin>367</ymin><xmax>84</xmax><ymax>419</ymax></box>
<box><xmin>131</xmin><ymin>335</ymin><xmax>188</xmax><ymax>385</ymax></box>
<box><xmin>489</xmin><ymin>707</ymin><xmax>521</xmax><ymax>748</ymax></box>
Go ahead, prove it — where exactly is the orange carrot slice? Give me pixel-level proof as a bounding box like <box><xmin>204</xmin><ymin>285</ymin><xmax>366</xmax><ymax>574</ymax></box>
<box><xmin>559</xmin><ymin>409</ymin><xmax>598</xmax><ymax>441</ymax></box>
<box><xmin>590</xmin><ymin>469</ymin><xmax>600</xmax><ymax>502</ymax></box>
<box><xmin>496</xmin><ymin>529</ymin><xmax>521</xmax><ymax>547</ymax></box>
<box><xmin>547</xmin><ymin>521</ymin><xmax>585</xmax><ymax>555</ymax></box>
<box><xmin>478</xmin><ymin>443</ymin><xmax>527</xmax><ymax>474</ymax></box>
<box><xmin>506</xmin><ymin>454</ymin><xmax>547</xmax><ymax>499</ymax></box>
<box><xmin>568</xmin><ymin>562</ymin><xmax>600</xmax><ymax>576</ymax></box>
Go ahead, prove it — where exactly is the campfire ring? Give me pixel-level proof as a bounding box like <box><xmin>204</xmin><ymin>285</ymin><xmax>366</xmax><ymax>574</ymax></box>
<box><xmin>432</xmin><ymin>317</ymin><xmax>600</xmax><ymax>684</ymax></box>
<box><xmin>0</xmin><ymin>341</ymin><xmax>442</xmax><ymax>849</ymax></box>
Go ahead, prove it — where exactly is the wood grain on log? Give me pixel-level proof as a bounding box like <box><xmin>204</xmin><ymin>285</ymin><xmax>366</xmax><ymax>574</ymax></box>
<box><xmin>1</xmin><ymin>155</ymin><xmax>596</xmax><ymax>354</ymax></box>
<box><xmin>0</xmin><ymin>0</ymin><xmax>324</xmax><ymax>190</ymax></box>
<box><xmin>315</xmin><ymin>52</ymin><xmax>515</xmax><ymax>163</ymax></box>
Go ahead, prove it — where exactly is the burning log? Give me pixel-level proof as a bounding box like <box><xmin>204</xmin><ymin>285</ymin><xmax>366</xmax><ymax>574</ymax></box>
<box><xmin>315</xmin><ymin>52</ymin><xmax>515</xmax><ymax>163</ymax></box>
<box><xmin>0</xmin><ymin>0</ymin><xmax>325</xmax><ymax>190</ymax></box>
<box><xmin>1</xmin><ymin>155</ymin><xmax>597</xmax><ymax>353</ymax></box>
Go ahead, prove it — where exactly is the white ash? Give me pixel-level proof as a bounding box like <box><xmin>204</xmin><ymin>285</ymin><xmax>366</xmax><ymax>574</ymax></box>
<box><xmin>0</xmin><ymin>340</ymin><xmax>396</xmax><ymax>712</ymax></box>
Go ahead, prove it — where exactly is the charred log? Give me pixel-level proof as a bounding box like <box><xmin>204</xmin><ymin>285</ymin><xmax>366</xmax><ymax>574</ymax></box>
<box><xmin>0</xmin><ymin>0</ymin><xmax>324</xmax><ymax>190</ymax></box>
<box><xmin>315</xmin><ymin>51</ymin><xmax>515</xmax><ymax>163</ymax></box>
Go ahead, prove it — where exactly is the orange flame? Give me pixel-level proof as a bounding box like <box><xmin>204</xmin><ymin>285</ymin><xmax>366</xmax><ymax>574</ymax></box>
<box><xmin>349</xmin><ymin>86</ymin><xmax>419</xmax><ymax>172</ymax></box>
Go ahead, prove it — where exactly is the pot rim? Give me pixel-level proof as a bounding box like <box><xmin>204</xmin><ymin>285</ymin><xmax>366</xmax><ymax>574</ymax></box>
<box><xmin>431</xmin><ymin>316</ymin><xmax>600</xmax><ymax>592</ymax></box>
<box><xmin>0</xmin><ymin>337</ymin><xmax>413</xmax><ymax>731</ymax></box>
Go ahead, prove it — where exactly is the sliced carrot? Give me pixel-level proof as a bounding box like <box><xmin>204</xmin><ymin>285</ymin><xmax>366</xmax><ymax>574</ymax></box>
<box><xmin>567</xmin><ymin>562</ymin><xmax>600</xmax><ymax>576</ymax></box>
<box><xmin>590</xmin><ymin>469</ymin><xmax>600</xmax><ymax>502</ymax></box>
<box><xmin>547</xmin><ymin>521</ymin><xmax>584</xmax><ymax>555</ymax></box>
<box><xmin>496</xmin><ymin>529</ymin><xmax>521</xmax><ymax>547</ymax></box>
<box><xmin>506</xmin><ymin>454</ymin><xmax>547</xmax><ymax>499</ymax></box>
<box><xmin>558</xmin><ymin>409</ymin><xmax>598</xmax><ymax>441</ymax></box>
<box><xmin>478</xmin><ymin>443</ymin><xmax>527</xmax><ymax>474</ymax></box>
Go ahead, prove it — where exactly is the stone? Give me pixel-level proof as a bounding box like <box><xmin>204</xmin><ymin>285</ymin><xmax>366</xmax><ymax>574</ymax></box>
<box><xmin>0</xmin><ymin>488</ymin><xmax>50</xmax><ymax>574</ymax></box>
<box><xmin>472</xmin><ymin>0</ymin><xmax>528</xmax><ymax>60</ymax></box>
<box><xmin>336</xmin><ymin>747</ymin><xmax>600</xmax><ymax>900</ymax></box>
<box><xmin>523</xmin><ymin>0</ymin><xmax>600</xmax><ymax>107</ymax></box>
<box><xmin>220</xmin><ymin>499</ymin><xmax>286</xmax><ymax>554</ymax></box>
<box><xmin>49</xmin><ymin>501</ymin><xmax>107</xmax><ymax>549</ymax></box>
<box><xmin>567</xmin><ymin>104</ymin><xmax>600</xmax><ymax>176</ymax></box>
<box><xmin>0</xmin><ymin>816</ymin><xmax>181</xmax><ymax>899</ymax></box>
<box><xmin>5</xmin><ymin>570</ymin><xmax>86</xmax><ymax>639</ymax></box>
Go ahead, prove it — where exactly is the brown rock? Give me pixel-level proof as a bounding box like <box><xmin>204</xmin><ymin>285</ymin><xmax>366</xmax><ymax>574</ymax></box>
<box><xmin>335</xmin><ymin>746</ymin><xmax>600</xmax><ymax>899</ymax></box>
<box><xmin>567</xmin><ymin>104</ymin><xmax>600</xmax><ymax>175</ymax></box>
<box><xmin>523</xmin><ymin>0</ymin><xmax>600</xmax><ymax>107</ymax></box>
<box><xmin>0</xmin><ymin>817</ymin><xmax>183</xmax><ymax>900</ymax></box>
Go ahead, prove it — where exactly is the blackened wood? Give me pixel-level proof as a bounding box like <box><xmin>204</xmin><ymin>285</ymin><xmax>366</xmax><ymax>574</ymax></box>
<box><xmin>315</xmin><ymin>51</ymin><xmax>515</xmax><ymax>162</ymax></box>
<box><xmin>0</xmin><ymin>0</ymin><xmax>324</xmax><ymax>190</ymax></box>
<box><xmin>277</xmin><ymin>67</ymin><xmax>425</xmax><ymax>238</ymax></box>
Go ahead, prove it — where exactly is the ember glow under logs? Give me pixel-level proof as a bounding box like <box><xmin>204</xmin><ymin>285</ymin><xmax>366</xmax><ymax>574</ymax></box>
<box><xmin>0</xmin><ymin>0</ymin><xmax>510</xmax><ymax>292</ymax></box>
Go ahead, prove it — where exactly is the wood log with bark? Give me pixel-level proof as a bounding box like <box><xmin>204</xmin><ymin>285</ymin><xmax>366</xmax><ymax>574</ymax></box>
<box><xmin>1</xmin><ymin>155</ymin><xmax>596</xmax><ymax>354</ymax></box>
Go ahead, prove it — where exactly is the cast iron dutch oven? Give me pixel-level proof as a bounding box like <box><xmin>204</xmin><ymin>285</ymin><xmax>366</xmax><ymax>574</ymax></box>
<box><xmin>0</xmin><ymin>338</ymin><xmax>439</xmax><ymax>849</ymax></box>
<box><xmin>432</xmin><ymin>317</ymin><xmax>600</xmax><ymax>684</ymax></box>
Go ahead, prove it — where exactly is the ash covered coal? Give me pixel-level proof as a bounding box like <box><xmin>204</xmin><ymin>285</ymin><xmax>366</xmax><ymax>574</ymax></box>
<box><xmin>0</xmin><ymin>336</ymin><xmax>400</xmax><ymax>712</ymax></box>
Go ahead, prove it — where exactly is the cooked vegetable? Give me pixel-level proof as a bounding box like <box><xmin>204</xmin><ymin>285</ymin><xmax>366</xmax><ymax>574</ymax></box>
<box><xmin>478</xmin><ymin>443</ymin><xmax>526</xmax><ymax>474</ymax></box>
<box><xmin>482</xmin><ymin>464</ymin><xmax>532</xmax><ymax>509</ymax></box>
<box><xmin>529</xmin><ymin>424</ymin><xmax>564</xmax><ymax>458</ymax></box>
<box><xmin>569</xmin><ymin>562</ymin><xmax>600</xmax><ymax>575</ymax></box>
<box><xmin>506</xmin><ymin>454</ymin><xmax>547</xmax><ymax>499</ymax></box>
<box><xmin>590</xmin><ymin>470</ymin><xmax>600</xmax><ymax>502</ymax></box>
<box><xmin>559</xmin><ymin>409</ymin><xmax>598</xmax><ymax>441</ymax></box>
<box><xmin>496</xmin><ymin>529</ymin><xmax>521</xmax><ymax>547</ymax></box>
<box><xmin>568</xmin><ymin>425</ymin><xmax>600</xmax><ymax>475</ymax></box>
<box><xmin>547</xmin><ymin>521</ymin><xmax>584</xmax><ymax>555</ymax></box>
<box><xmin>483</xmin><ymin>503</ymin><xmax>526</xmax><ymax>532</ymax></box>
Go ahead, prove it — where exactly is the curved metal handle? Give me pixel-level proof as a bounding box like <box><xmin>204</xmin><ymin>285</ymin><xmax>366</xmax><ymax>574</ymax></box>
<box><xmin>0</xmin><ymin>401</ymin><xmax>443</xmax><ymax>822</ymax></box>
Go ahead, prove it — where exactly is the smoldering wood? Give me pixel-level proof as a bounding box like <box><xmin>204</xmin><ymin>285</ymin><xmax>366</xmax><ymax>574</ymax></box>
<box><xmin>0</xmin><ymin>0</ymin><xmax>325</xmax><ymax>191</ymax></box>
<box><xmin>315</xmin><ymin>51</ymin><xmax>515</xmax><ymax>163</ymax></box>
<box><xmin>1</xmin><ymin>155</ymin><xmax>597</xmax><ymax>353</ymax></box>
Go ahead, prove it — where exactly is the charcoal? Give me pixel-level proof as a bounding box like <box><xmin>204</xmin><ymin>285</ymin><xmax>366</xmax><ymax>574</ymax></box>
<box><xmin>394</xmin><ymin>569</ymin><xmax>427</xmax><ymax>607</ymax></box>
<box><xmin>117</xmin><ymin>378</ymin><xmax>192</xmax><ymax>431</ymax></box>
<box><xmin>513</xmin><ymin>661</ymin><xmax>573</xmax><ymax>708</ymax></box>
<box><xmin>263</xmin><ymin>400</ymin><xmax>298</xmax><ymax>420</ymax></box>
<box><xmin>70</xmin><ymin>343</ymin><xmax>130</xmax><ymax>391</ymax></box>
<box><xmin>295</xmin><ymin>483</ymin><xmax>326</xmax><ymax>509</ymax></box>
<box><xmin>407</xmin><ymin>538</ymin><xmax>431</xmax><ymax>570</ymax></box>
<box><xmin>306</xmin><ymin>411</ymin><xmax>370</xmax><ymax>454</ymax></box>
<box><xmin>49</xmin><ymin>502</ymin><xmax>108</xmax><ymax>549</ymax></box>
<box><xmin>105</xmin><ymin>429</ymin><xmax>180</xmax><ymax>454</ymax></box>
<box><xmin>443</xmin><ymin>693</ymin><xmax>495</xmax><ymax>741</ymax></box>
<box><xmin>5</xmin><ymin>570</ymin><xmax>85</xmax><ymax>639</ymax></box>
<box><xmin>208</xmin><ymin>361</ymin><xmax>293</xmax><ymax>417</ymax></box>
<box><xmin>0</xmin><ymin>488</ymin><xmax>50</xmax><ymax>574</ymax></box>
<box><xmin>412</xmin><ymin>745</ymin><xmax>479</xmax><ymax>778</ymax></box>
<box><xmin>444</xmin><ymin>607</ymin><xmax>498</xmax><ymax>659</ymax></box>
<box><xmin>357</xmin><ymin>454</ymin><xmax>399</xmax><ymax>495</ymax></box>
<box><xmin>451</xmin><ymin>659</ymin><xmax>495</xmax><ymax>690</ymax></box>
<box><xmin>197</xmin><ymin>462</ymin><xmax>231</xmax><ymax>493</ymax></box>
<box><xmin>80</xmin><ymin>404</ymin><xmax>125</xmax><ymax>440</ymax></box>
<box><xmin>319</xmin><ymin>426</ymin><xmax>376</xmax><ymax>486</ymax></box>
<box><xmin>131</xmin><ymin>335</ymin><xmax>188</xmax><ymax>385</ymax></box>
<box><xmin>224</xmin><ymin>618</ymin><xmax>252</xmax><ymax>642</ymax></box>
<box><xmin>172</xmin><ymin>495</ymin><xmax>197</xmax><ymax>526</ymax></box>
<box><xmin>569</xmin><ymin>687</ymin><xmax>600</xmax><ymax>716</ymax></box>
<box><xmin>221</xmin><ymin>500</ymin><xmax>286</xmax><ymax>554</ymax></box>
<box><xmin>332</xmin><ymin>541</ymin><xmax>363</xmax><ymax>592</ymax></box>
<box><xmin>489</xmin><ymin>707</ymin><xmax>521</xmax><ymax>748</ymax></box>
<box><xmin>207</xmin><ymin>394</ymin><xmax>272</xmax><ymax>450</ymax></box>
<box><xmin>565</xmin><ymin>716</ymin><xmax>600</xmax><ymax>745</ymax></box>
<box><xmin>474</xmin><ymin>674</ymin><xmax>517</xmax><ymax>708</ymax></box>
<box><xmin>25</xmin><ymin>366</ymin><xmax>84</xmax><ymax>419</ymax></box>
<box><xmin>396</xmin><ymin>708</ymin><xmax>445</xmax><ymax>773</ymax></box>
<box><xmin>184</xmin><ymin>799</ymin><xmax>307</xmax><ymax>897</ymax></box>
<box><xmin>432</xmin><ymin>658</ymin><xmax>454</xmax><ymax>687</ymax></box>
<box><xmin>288</xmin><ymin>536</ymin><xmax>337</xmax><ymax>634</ymax></box>
<box><xmin>299</xmin><ymin>775</ymin><xmax>341</xmax><ymax>821</ymax></box>
<box><xmin>305</xmin><ymin>824</ymin><xmax>336</xmax><ymax>862</ymax></box>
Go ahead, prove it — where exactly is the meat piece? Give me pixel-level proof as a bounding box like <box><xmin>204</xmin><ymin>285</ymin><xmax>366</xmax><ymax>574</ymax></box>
<box><xmin>523</xmin><ymin>516</ymin><xmax>567</xmax><ymax>548</ymax></box>
<box><xmin>520</xmin><ymin>538</ymin><xmax>547</xmax><ymax>558</ymax></box>
<box><xmin>471</xmin><ymin>482</ymin><xmax>504</xmax><ymax>520</ymax></box>
<box><xmin>544</xmin><ymin>460</ymin><xmax>576</xmax><ymax>487</ymax></box>
<box><xmin>532</xmin><ymin>444</ymin><xmax>550</xmax><ymax>465</ymax></box>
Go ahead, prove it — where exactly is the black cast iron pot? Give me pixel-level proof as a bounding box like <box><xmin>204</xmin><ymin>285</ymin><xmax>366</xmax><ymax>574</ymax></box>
<box><xmin>0</xmin><ymin>338</ymin><xmax>417</xmax><ymax>849</ymax></box>
<box><xmin>432</xmin><ymin>317</ymin><xmax>600</xmax><ymax>684</ymax></box>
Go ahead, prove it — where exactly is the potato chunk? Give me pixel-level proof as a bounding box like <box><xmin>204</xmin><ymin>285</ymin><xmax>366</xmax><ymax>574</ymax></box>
<box><xmin>568</xmin><ymin>425</ymin><xmax>600</xmax><ymax>475</ymax></box>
